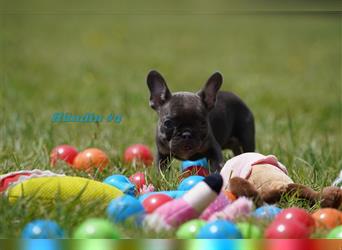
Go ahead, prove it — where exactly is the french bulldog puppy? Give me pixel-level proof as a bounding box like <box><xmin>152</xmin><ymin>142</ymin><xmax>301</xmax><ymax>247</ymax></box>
<box><xmin>147</xmin><ymin>70</ymin><xmax>255</xmax><ymax>172</ymax></box>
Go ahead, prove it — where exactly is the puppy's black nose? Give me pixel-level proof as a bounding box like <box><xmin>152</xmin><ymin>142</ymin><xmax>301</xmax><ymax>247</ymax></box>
<box><xmin>181</xmin><ymin>131</ymin><xmax>192</xmax><ymax>140</ymax></box>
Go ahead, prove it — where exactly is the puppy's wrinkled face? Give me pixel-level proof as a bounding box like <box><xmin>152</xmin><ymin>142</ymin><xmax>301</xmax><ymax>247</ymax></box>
<box><xmin>158</xmin><ymin>92</ymin><xmax>208</xmax><ymax>159</ymax></box>
<box><xmin>147</xmin><ymin>70</ymin><xmax>222</xmax><ymax>160</ymax></box>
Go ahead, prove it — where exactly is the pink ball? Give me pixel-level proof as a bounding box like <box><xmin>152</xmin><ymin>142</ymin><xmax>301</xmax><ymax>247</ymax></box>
<box><xmin>124</xmin><ymin>144</ymin><xmax>153</xmax><ymax>166</ymax></box>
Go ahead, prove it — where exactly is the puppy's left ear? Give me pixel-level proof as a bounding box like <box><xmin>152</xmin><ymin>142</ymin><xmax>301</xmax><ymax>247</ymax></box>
<box><xmin>198</xmin><ymin>72</ymin><xmax>223</xmax><ymax>110</ymax></box>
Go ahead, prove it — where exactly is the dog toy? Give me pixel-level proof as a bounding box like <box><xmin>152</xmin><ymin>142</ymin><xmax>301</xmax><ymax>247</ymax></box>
<box><xmin>124</xmin><ymin>144</ymin><xmax>153</xmax><ymax>166</ymax></box>
<box><xmin>142</xmin><ymin>193</ymin><xmax>173</xmax><ymax>213</ymax></box>
<box><xmin>103</xmin><ymin>175</ymin><xmax>135</xmax><ymax>196</ymax></box>
<box><xmin>178</xmin><ymin>175</ymin><xmax>204</xmax><ymax>191</ymax></box>
<box><xmin>0</xmin><ymin>169</ymin><xmax>63</xmax><ymax>192</ymax></box>
<box><xmin>199</xmin><ymin>192</ymin><xmax>233</xmax><ymax>220</ymax></box>
<box><xmin>327</xmin><ymin>226</ymin><xmax>342</xmax><ymax>239</ymax></box>
<box><xmin>107</xmin><ymin>195</ymin><xmax>145</xmax><ymax>223</ymax></box>
<box><xmin>6</xmin><ymin>174</ymin><xmax>122</xmax><ymax>204</ymax></box>
<box><xmin>139</xmin><ymin>190</ymin><xmax>185</xmax><ymax>202</ymax></box>
<box><xmin>175</xmin><ymin>219</ymin><xmax>206</xmax><ymax>239</ymax></box>
<box><xmin>50</xmin><ymin>144</ymin><xmax>78</xmax><ymax>166</ymax></box>
<box><xmin>73</xmin><ymin>218</ymin><xmax>120</xmax><ymax>239</ymax></box>
<box><xmin>252</xmin><ymin>205</ymin><xmax>282</xmax><ymax>219</ymax></box>
<box><xmin>22</xmin><ymin>220</ymin><xmax>65</xmax><ymax>239</ymax></box>
<box><xmin>208</xmin><ymin>197</ymin><xmax>253</xmax><ymax>221</ymax></box>
<box><xmin>73</xmin><ymin>148</ymin><xmax>109</xmax><ymax>172</ymax></box>
<box><xmin>180</xmin><ymin>158</ymin><xmax>210</xmax><ymax>178</ymax></box>
<box><xmin>265</xmin><ymin>217</ymin><xmax>311</xmax><ymax>239</ymax></box>
<box><xmin>143</xmin><ymin>173</ymin><xmax>223</xmax><ymax>232</ymax></box>
<box><xmin>129</xmin><ymin>172</ymin><xmax>146</xmax><ymax>191</ymax></box>
<box><xmin>196</xmin><ymin>220</ymin><xmax>242</xmax><ymax>239</ymax></box>
<box><xmin>221</xmin><ymin>153</ymin><xmax>342</xmax><ymax>208</ymax></box>
<box><xmin>312</xmin><ymin>208</ymin><xmax>342</xmax><ymax>229</ymax></box>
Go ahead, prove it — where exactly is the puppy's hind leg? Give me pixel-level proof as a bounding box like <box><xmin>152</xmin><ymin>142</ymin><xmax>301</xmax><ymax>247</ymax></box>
<box><xmin>235</xmin><ymin>115</ymin><xmax>255</xmax><ymax>154</ymax></box>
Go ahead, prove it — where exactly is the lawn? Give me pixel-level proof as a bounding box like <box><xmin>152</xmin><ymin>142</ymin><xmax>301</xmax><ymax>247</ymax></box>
<box><xmin>0</xmin><ymin>3</ymin><xmax>341</xmax><ymax>238</ymax></box>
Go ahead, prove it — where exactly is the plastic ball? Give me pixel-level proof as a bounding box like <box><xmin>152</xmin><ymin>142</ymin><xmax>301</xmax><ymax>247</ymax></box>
<box><xmin>139</xmin><ymin>190</ymin><xmax>185</xmax><ymax>202</ymax></box>
<box><xmin>129</xmin><ymin>172</ymin><xmax>146</xmax><ymax>191</ymax></box>
<box><xmin>178</xmin><ymin>176</ymin><xmax>204</xmax><ymax>191</ymax></box>
<box><xmin>107</xmin><ymin>195</ymin><xmax>145</xmax><ymax>223</ymax></box>
<box><xmin>176</xmin><ymin>219</ymin><xmax>206</xmax><ymax>239</ymax></box>
<box><xmin>275</xmin><ymin>207</ymin><xmax>315</xmax><ymax>232</ymax></box>
<box><xmin>22</xmin><ymin>220</ymin><xmax>65</xmax><ymax>239</ymax></box>
<box><xmin>142</xmin><ymin>193</ymin><xmax>173</xmax><ymax>213</ymax></box>
<box><xmin>73</xmin><ymin>218</ymin><xmax>120</xmax><ymax>239</ymax></box>
<box><xmin>252</xmin><ymin>205</ymin><xmax>282</xmax><ymax>219</ymax></box>
<box><xmin>196</xmin><ymin>220</ymin><xmax>242</xmax><ymax>239</ymax></box>
<box><xmin>50</xmin><ymin>144</ymin><xmax>78</xmax><ymax>166</ymax></box>
<box><xmin>124</xmin><ymin>144</ymin><xmax>153</xmax><ymax>166</ymax></box>
<box><xmin>327</xmin><ymin>225</ymin><xmax>342</xmax><ymax>239</ymax></box>
<box><xmin>103</xmin><ymin>175</ymin><xmax>135</xmax><ymax>196</ymax></box>
<box><xmin>265</xmin><ymin>219</ymin><xmax>311</xmax><ymax>239</ymax></box>
<box><xmin>312</xmin><ymin>208</ymin><xmax>342</xmax><ymax>229</ymax></box>
<box><xmin>73</xmin><ymin>148</ymin><xmax>109</xmax><ymax>172</ymax></box>
<box><xmin>236</xmin><ymin>222</ymin><xmax>262</xmax><ymax>239</ymax></box>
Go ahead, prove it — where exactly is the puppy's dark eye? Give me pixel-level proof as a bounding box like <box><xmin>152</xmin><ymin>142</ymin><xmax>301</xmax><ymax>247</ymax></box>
<box><xmin>163</xmin><ymin>119</ymin><xmax>174</xmax><ymax>129</ymax></box>
<box><xmin>200</xmin><ymin>121</ymin><xmax>207</xmax><ymax>127</ymax></box>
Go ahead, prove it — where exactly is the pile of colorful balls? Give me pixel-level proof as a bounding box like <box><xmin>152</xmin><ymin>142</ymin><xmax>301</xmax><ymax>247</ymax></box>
<box><xmin>13</xmin><ymin>144</ymin><xmax>342</xmax><ymax>239</ymax></box>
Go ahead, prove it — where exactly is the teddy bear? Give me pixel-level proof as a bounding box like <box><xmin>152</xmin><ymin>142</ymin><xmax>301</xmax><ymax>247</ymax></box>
<box><xmin>220</xmin><ymin>153</ymin><xmax>342</xmax><ymax>209</ymax></box>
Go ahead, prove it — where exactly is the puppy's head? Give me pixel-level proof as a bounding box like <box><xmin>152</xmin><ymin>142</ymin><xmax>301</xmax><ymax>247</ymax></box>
<box><xmin>146</xmin><ymin>70</ymin><xmax>223</xmax><ymax>159</ymax></box>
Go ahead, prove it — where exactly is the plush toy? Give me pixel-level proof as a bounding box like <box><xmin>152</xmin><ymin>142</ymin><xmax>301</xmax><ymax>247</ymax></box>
<box><xmin>1</xmin><ymin>170</ymin><xmax>123</xmax><ymax>204</ymax></box>
<box><xmin>220</xmin><ymin>153</ymin><xmax>342</xmax><ymax>209</ymax></box>
<box><xmin>143</xmin><ymin>174</ymin><xmax>223</xmax><ymax>232</ymax></box>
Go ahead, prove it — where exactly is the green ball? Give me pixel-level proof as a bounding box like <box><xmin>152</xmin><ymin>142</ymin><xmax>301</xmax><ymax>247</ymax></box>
<box><xmin>176</xmin><ymin>219</ymin><xmax>206</xmax><ymax>239</ymax></box>
<box><xmin>236</xmin><ymin>222</ymin><xmax>262</xmax><ymax>239</ymax></box>
<box><xmin>73</xmin><ymin>218</ymin><xmax>120</xmax><ymax>239</ymax></box>
<box><xmin>327</xmin><ymin>226</ymin><xmax>342</xmax><ymax>239</ymax></box>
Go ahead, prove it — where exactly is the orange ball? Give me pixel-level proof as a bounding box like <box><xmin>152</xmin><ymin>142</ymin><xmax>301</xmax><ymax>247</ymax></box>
<box><xmin>312</xmin><ymin>208</ymin><xmax>342</xmax><ymax>229</ymax></box>
<box><xmin>73</xmin><ymin>148</ymin><xmax>109</xmax><ymax>172</ymax></box>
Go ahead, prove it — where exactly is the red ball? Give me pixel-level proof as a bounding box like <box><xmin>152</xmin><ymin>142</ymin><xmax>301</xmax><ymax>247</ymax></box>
<box><xmin>73</xmin><ymin>148</ymin><xmax>109</xmax><ymax>172</ymax></box>
<box><xmin>142</xmin><ymin>194</ymin><xmax>173</xmax><ymax>213</ymax></box>
<box><xmin>129</xmin><ymin>172</ymin><xmax>146</xmax><ymax>191</ymax></box>
<box><xmin>124</xmin><ymin>144</ymin><xmax>153</xmax><ymax>166</ymax></box>
<box><xmin>50</xmin><ymin>144</ymin><xmax>78</xmax><ymax>166</ymax></box>
<box><xmin>275</xmin><ymin>208</ymin><xmax>315</xmax><ymax>232</ymax></box>
<box><xmin>265</xmin><ymin>219</ymin><xmax>311</xmax><ymax>239</ymax></box>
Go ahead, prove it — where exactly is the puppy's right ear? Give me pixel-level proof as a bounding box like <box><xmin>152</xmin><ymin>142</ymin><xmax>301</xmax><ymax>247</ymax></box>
<box><xmin>147</xmin><ymin>70</ymin><xmax>172</xmax><ymax>110</ymax></box>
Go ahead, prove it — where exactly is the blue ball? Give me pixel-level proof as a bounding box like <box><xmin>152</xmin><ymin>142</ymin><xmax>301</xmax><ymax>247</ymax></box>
<box><xmin>103</xmin><ymin>175</ymin><xmax>135</xmax><ymax>196</ymax></box>
<box><xmin>181</xmin><ymin>158</ymin><xmax>208</xmax><ymax>171</ymax></box>
<box><xmin>197</xmin><ymin>220</ymin><xmax>242</xmax><ymax>239</ymax></box>
<box><xmin>107</xmin><ymin>195</ymin><xmax>145</xmax><ymax>223</ymax></box>
<box><xmin>178</xmin><ymin>176</ymin><xmax>204</xmax><ymax>191</ymax></box>
<box><xmin>21</xmin><ymin>220</ymin><xmax>65</xmax><ymax>239</ymax></box>
<box><xmin>252</xmin><ymin>205</ymin><xmax>282</xmax><ymax>219</ymax></box>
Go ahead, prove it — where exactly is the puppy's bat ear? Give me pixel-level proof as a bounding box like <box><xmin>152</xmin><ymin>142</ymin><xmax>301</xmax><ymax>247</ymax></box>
<box><xmin>147</xmin><ymin>70</ymin><xmax>172</xmax><ymax>110</ymax></box>
<box><xmin>198</xmin><ymin>72</ymin><xmax>223</xmax><ymax>110</ymax></box>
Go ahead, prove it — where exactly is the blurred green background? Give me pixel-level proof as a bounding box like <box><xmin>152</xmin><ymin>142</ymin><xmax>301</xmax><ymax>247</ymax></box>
<box><xmin>0</xmin><ymin>1</ymin><xmax>341</xmax><ymax>237</ymax></box>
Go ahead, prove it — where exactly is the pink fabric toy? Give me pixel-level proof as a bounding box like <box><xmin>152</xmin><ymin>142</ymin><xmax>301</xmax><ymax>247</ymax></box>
<box><xmin>199</xmin><ymin>192</ymin><xmax>233</xmax><ymax>220</ymax></box>
<box><xmin>143</xmin><ymin>173</ymin><xmax>223</xmax><ymax>232</ymax></box>
<box><xmin>208</xmin><ymin>197</ymin><xmax>253</xmax><ymax>221</ymax></box>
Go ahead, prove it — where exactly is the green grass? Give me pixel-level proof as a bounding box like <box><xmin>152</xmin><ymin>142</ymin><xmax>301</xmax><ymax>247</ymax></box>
<box><xmin>0</xmin><ymin>4</ymin><xmax>341</xmax><ymax>238</ymax></box>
